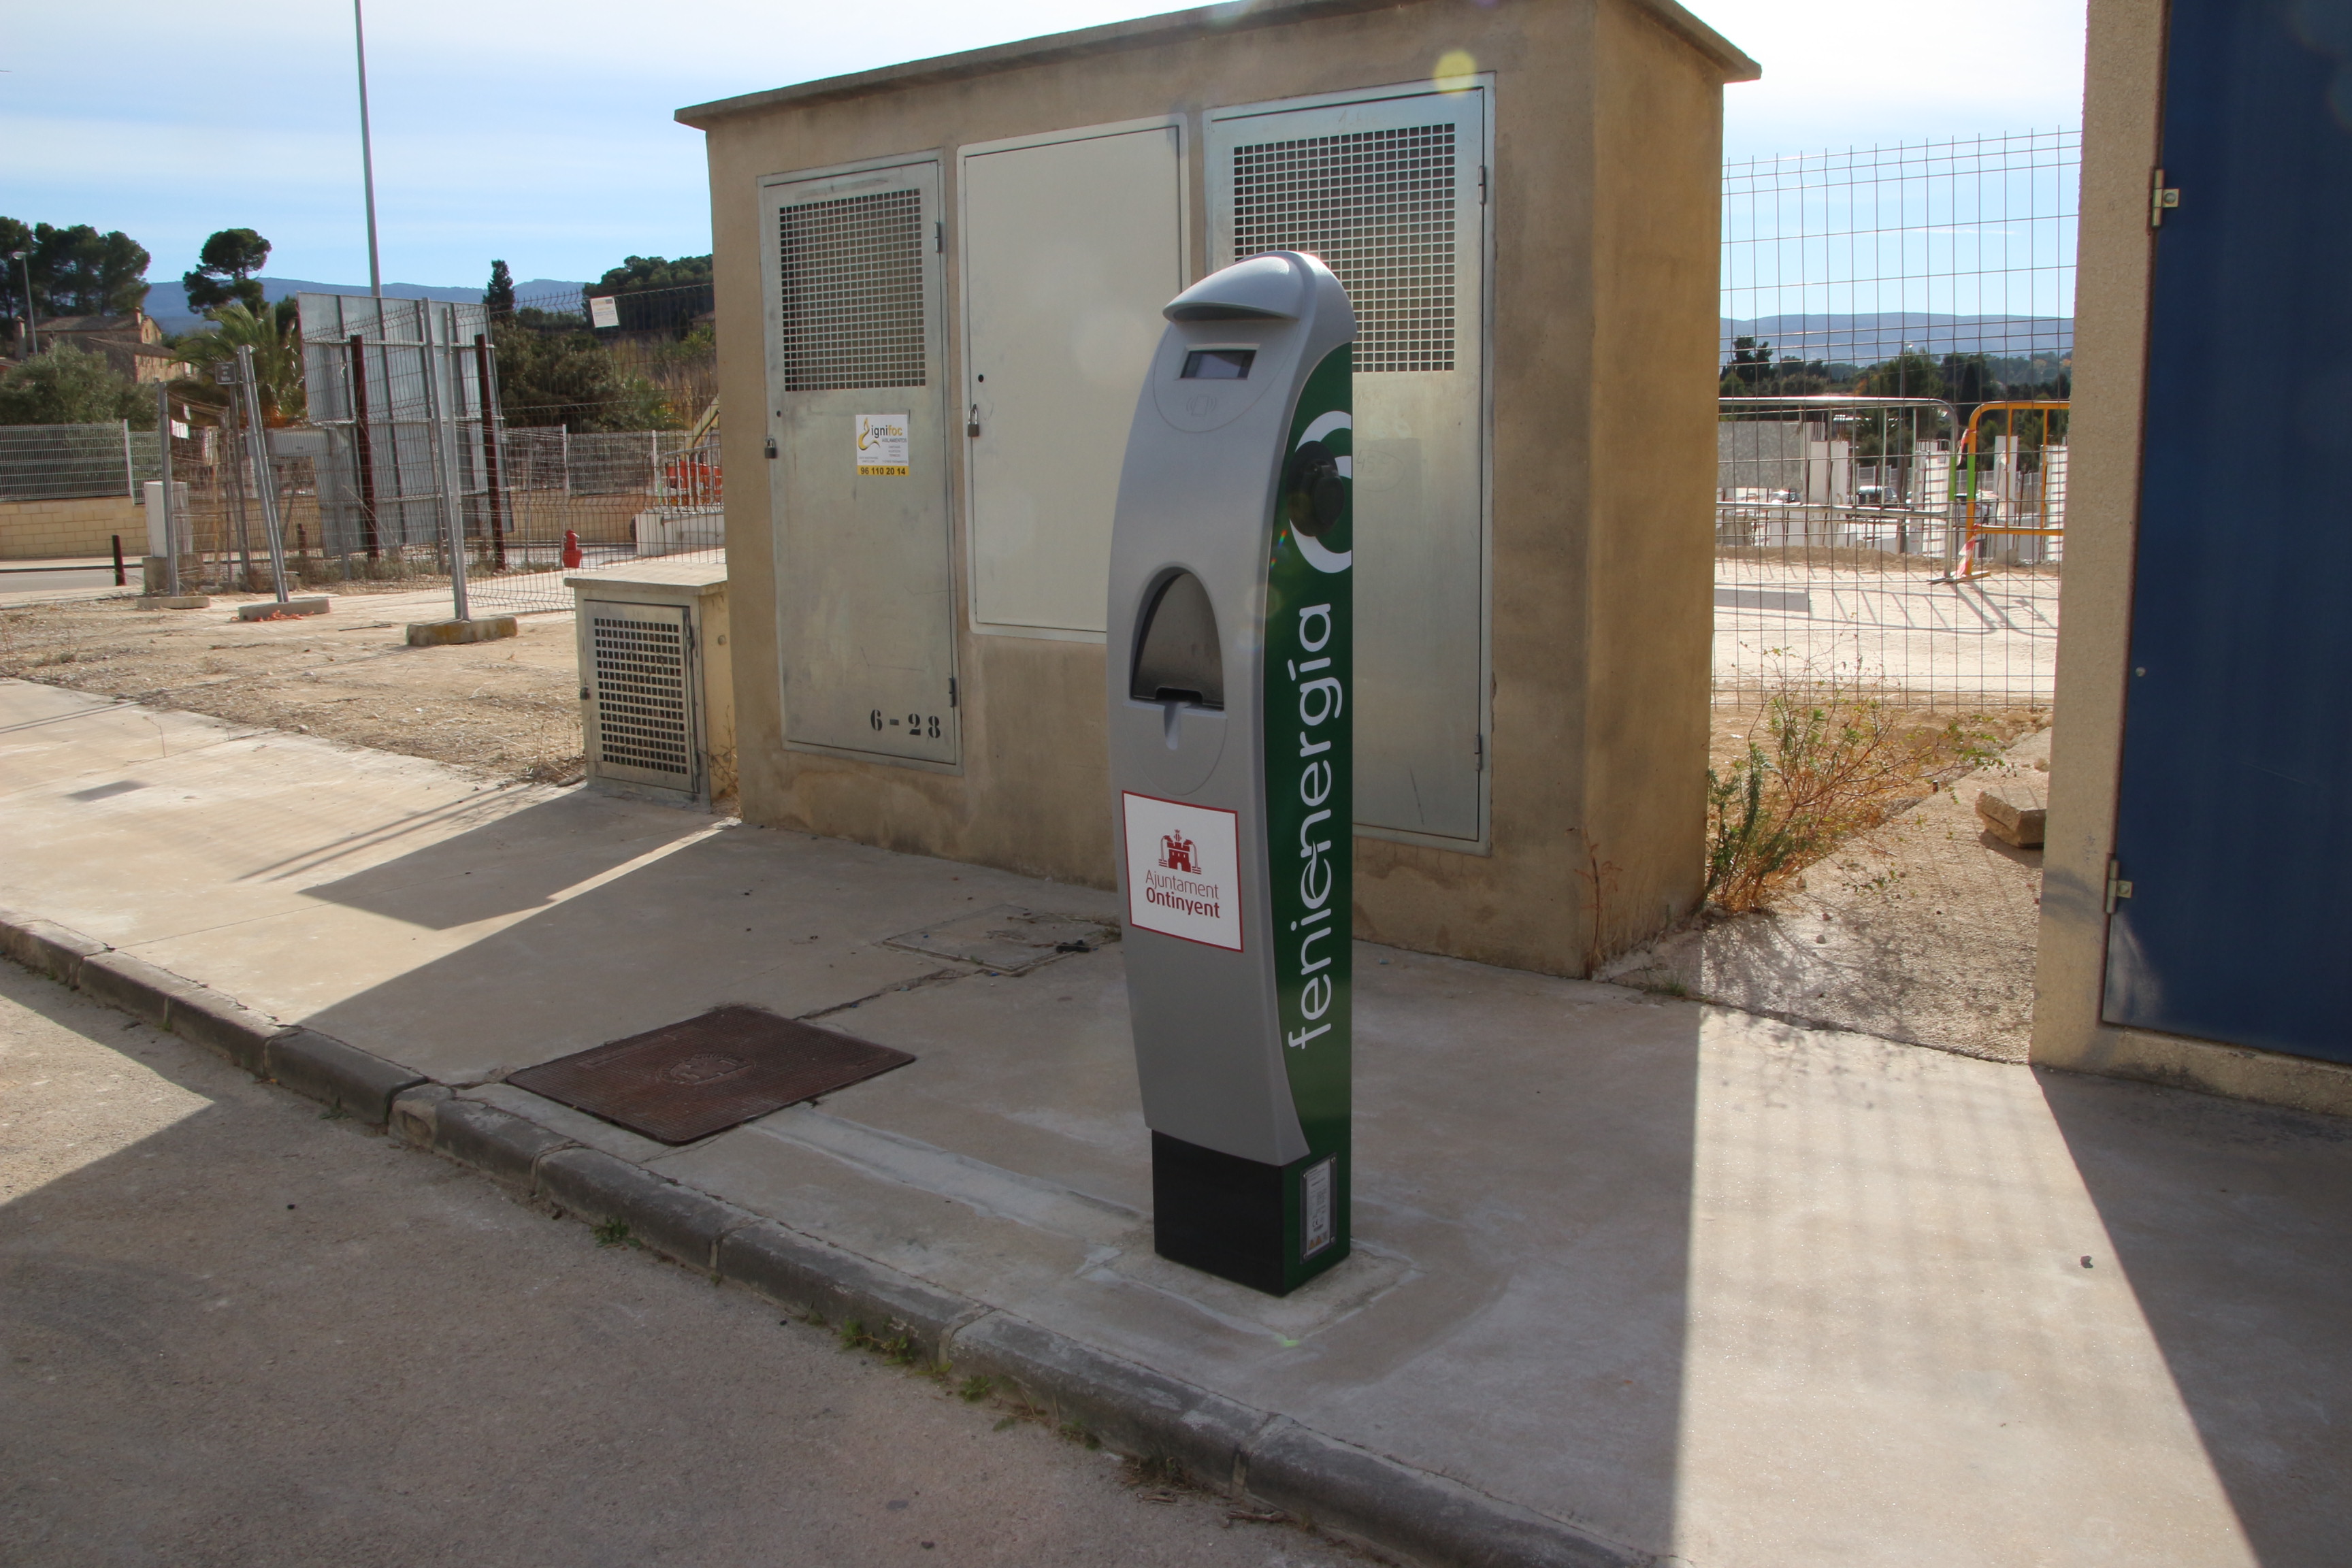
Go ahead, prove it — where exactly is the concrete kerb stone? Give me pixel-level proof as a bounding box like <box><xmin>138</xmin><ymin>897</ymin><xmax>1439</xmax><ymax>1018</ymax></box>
<box><xmin>0</xmin><ymin>906</ymin><xmax>108</xmax><ymax>987</ymax></box>
<box><xmin>1245</xmin><ymin>1417</ymin><xmax>1648</xmax><ymax>1568</ymax></box>
<box><xmin>78</xmin><ymin>949</ymin><xmax>216</xmax><ymax>1032</ymax></box>
<box><xmin>393</xmin><ymin>1088</ymin><xmax>579</xmax><ymax>1191</ymax></box>
<box><xmin>263</xmin><ymin>1027</ymin><xmax>427</xmax><ymax>1125</ymax></box>
<box><xmin>534</xmin><ymin>1145</ymin><xmax>753</xmax><ymax>1273</ymax></box>
<box><xmin>0</xmin><ymin>904</ymin><xmax>1648</xmax><ymax>1568</ymax></box>
<box><xmin>943</xmin><ymin>1311</ymin><xmax>1267</xmax><ymax>1490</ymax></box>
<box><xmin>389</xmin><ymin>1083</ymin><xmax>453</xmax><ymax>1146</ymax></box>
<box><xmin>717</xmin><ymin>1219</ymin><xmax>989</xmax><ymax>1365</ymax></box>
<box><xmin>157</xmin><ymin>983</ymin><xmax>285</xmax><ymax>1076</ymax></box>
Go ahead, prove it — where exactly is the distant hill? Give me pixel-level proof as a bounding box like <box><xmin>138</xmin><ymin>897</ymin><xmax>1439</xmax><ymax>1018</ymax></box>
<box><xmin>146</xmin><ymin>276</ymin><xmax>590</xmax><ymax>335</ymax></box>
<box><xmin>1720</xmin><ymin>312</ymin><xmax>2072</xmax><ymax>366</ymax></box>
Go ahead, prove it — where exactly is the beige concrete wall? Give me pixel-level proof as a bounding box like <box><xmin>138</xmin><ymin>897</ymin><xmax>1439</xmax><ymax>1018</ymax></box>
<box><xmin>689</xmin><ymin>0</ymin><xmax>1750</xmax><ymax>974</ymax></box>
<box><xmin>0</xmin><ymin>495</ymin><xmax>142</xmax><ymax>560</ymax></box>
<box><xmin>2031</xmin><ymin>0</ymin><xmax>2352</xmax><ymax>1117</ymax></box>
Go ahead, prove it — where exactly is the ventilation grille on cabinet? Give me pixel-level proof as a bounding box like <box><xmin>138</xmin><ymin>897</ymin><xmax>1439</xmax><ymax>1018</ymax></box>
<box><xmin>1231</xmin><ymin>124</ymin><xmax>1457</xmax><ymax>373</ymax></box>
<box><xmin>777</xmin><ymin>188</ymin><xmax>928</xmax><ymax>391</ymax></box>
<box><xmin>591</xmin><ymin>614</ymin><xmax>691</xmax><ymax>777</ymax></box>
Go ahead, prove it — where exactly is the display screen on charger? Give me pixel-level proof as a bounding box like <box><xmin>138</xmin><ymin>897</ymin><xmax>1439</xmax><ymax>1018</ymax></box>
<box><xmin>1180</xmin><ymin>348</ymin><xmax>1256</xmax><ymax>380</ymax></box>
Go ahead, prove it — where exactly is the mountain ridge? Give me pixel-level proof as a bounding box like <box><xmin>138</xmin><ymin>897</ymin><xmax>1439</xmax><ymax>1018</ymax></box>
<box><xmin>146</xmin><ymin>275</ymin><xmax>590</xmax><ymax>333</ymax></box>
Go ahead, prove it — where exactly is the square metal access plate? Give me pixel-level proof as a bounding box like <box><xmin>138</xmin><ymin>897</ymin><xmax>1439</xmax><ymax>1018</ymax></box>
<box><xmin>506</xmin><ymin>1005</ymin><xmax>914</xmax><ymax>1145</ymax></box>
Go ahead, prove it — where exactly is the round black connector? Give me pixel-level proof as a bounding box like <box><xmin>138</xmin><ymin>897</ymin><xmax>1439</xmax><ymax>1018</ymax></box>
<box><xmin>1285</xmin><ymin>440</ymin><xmax>1346</xmax><ymax>538</ymax></box>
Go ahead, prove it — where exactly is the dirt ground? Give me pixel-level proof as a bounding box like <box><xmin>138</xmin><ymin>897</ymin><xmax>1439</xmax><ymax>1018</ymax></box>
<box><xmin>1705</xmin><ymin>696</ymin><xmax>2049</xmax><ymax>777</ymax></box>
<box><xmin>0</xmin><ymin>585</ymin><xmax>585</xmax><ymax>786</ymax></box>
<box><xmin>1606</xmin><ymin>722</ymin><xmax>2053</xmax><ymax>1062</ymax></box>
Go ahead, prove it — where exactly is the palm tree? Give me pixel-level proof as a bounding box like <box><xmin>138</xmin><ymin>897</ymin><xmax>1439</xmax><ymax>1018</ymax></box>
<box><xmin>172</xmin><ymin>300</ymin><xmax>304</xmax><ymax>424</ymax></box>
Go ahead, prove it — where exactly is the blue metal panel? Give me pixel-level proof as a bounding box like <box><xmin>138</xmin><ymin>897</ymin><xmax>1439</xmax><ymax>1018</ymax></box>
<box><xmin>2106</xmin><ymin>0</ymin><xmax>2352</xmax><ymax>1060</ymax></box>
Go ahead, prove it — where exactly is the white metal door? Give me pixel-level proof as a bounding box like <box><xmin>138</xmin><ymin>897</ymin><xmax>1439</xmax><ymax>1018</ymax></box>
<box><xmin>1209</xmin><ymin>86</ymin><xmax>1489</xmax><ymax>845</ymax></box>
<box><xmin>762</xmin><ymin>158</ymin><xmax>959</xmax><ymax>765</ymax></box>
<box><xmin>961</xmin><ymin>121</ymin><xmax>1186</xmax><ymax>638</ymax></box>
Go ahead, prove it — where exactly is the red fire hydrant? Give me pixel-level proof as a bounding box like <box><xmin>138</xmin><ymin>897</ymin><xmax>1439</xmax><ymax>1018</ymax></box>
<box><xmin>561</xmin><ymin>529</ymin><xmax>583</xmax><ymax>569</ymax></box>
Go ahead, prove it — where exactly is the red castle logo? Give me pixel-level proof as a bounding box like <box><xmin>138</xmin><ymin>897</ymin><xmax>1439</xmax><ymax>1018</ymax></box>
<box><xmin>1158</xmin><ymin>832</ymin><xmax>1200</xmax><ymax>874</ymax></box>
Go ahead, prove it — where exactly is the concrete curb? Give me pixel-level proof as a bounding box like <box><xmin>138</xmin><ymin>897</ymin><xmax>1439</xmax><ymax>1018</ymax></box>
<box><xmin>1</xmin><ymin>906</ymin><xmax>1649</xmax><ymax>1568</ymax></box>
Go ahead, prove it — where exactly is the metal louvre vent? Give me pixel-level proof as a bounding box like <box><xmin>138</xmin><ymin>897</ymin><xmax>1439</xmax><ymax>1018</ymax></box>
<box><xmin>1232</xmin><ymin>125</ymin><xmax>1456</xmax><ymax>373</ymax></box>
<box><xmin>777</xmin><ymin>188</ymin><xmax>928</xmax><ymax>391</ymax></box>
<box><xmin>591</xmin><ymin>613</ymin><xmax>691</xmax><ymax>777</ymax></box>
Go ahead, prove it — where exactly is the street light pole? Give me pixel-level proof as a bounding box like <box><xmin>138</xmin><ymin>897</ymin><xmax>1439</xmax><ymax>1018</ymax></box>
<box><xmin>7</xmin><ymin>250</ymin><xmax>33</xmax><ymax>357</ymax></box>
<box><xmin>353</xmin><ymin>0</ymin><xmax>382</xmax><ymax>299</ymax></box>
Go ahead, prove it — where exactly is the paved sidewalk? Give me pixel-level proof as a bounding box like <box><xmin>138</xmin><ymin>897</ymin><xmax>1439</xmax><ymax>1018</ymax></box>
<box><xmin>4</xmin><ymin>676</ymin><xmax>2349</xmax><ymax>1567</ymax></box>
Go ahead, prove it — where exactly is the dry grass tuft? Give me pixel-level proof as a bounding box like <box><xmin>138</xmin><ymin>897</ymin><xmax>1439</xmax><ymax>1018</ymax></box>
<box><xmin>1707</xmin><ymin>666</ymin><xmax>2001</xmax><ymax>913</ymax></box>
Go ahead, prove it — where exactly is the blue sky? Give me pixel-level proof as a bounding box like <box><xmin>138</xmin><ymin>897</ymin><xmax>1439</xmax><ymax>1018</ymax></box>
<box><xmin>2</xmin><ymin>0</ymin><xmax>2087</xmax><ymax>293</ymax></box>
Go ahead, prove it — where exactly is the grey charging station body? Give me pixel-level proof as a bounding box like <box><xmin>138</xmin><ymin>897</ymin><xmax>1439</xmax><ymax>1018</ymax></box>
<box><xmin>1107</xmin><ymin>251</ymin><xmax>1356</xmax><ymax>1297</ymax></box>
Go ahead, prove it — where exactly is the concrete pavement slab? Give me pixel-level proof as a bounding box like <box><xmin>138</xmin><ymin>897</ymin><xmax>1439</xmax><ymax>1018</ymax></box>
<box><xmin>3</xmin><ymin>677</ymin><xmax>2347</xmax><ymax>1566</ymax></box>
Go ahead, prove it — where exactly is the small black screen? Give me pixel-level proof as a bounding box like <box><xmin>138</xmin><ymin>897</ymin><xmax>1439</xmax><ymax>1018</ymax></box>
<box><xmin>1180</xmin><ymin>348</ymin><xmax>1256</xmax><ymax>380</ymax></box>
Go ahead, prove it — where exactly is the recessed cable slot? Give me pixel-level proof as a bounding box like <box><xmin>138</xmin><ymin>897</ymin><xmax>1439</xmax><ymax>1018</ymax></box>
<box><xmin>1130</xmin><ymin>571</ymin><xmax>1223</xmax><ymax>747</ymax></box>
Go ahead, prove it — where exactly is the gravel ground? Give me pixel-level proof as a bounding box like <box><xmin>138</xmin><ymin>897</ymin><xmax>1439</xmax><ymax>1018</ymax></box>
<box><xmin>0</xmin><ymin>588</ymin><xmax>585</xmax><ymax>786</ymax></box>
<box><xmin>1606</xmin><ymin>725</ymin><xmax>2052</xmax><ymax>1062</ymax></box>
<box><xmin>0</xmin><ymin>962</ymin><xmax>1369</xmax><ymax>1568</ymax></box>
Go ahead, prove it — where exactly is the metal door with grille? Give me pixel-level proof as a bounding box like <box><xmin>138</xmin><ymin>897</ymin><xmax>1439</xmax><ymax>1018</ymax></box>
<box><xmin>586</xmin><ymin>601</ymin><xmax>699</xmax><ymax>794</ymax></box>
<box><xmin>1210</xmin><ymin>86</ymin><xmax>1489</xmax><ymax>846</ymax></box>
<box><xmin>762</xmin><ymin>158</ymin><xmax>960</xmax><ymax>766</ymax></box>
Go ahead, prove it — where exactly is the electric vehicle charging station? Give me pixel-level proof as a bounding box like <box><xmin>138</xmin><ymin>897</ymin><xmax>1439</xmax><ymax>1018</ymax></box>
<box><xmin>1107</xmin><ymin>252</ymin><xmax>1356</xmax><ymax>1296</ymax></box>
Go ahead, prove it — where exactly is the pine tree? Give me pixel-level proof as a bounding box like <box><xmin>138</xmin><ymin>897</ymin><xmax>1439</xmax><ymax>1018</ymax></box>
<box><xmin>184</xmin><ymin>229</ymin><xmax>271</xmax><ymax>316</ymax></box>
<box><xmin>487</xmin><ymin>259</ymin><xmax>516</xmax><ymax>318</ymax></box>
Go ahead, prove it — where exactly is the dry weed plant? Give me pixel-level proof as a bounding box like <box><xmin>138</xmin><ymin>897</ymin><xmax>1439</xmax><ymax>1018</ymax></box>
<box><xmin>1707</xmin><ymin>662</ymin><xmax>1997</xmax><ymax>913</ymax></box>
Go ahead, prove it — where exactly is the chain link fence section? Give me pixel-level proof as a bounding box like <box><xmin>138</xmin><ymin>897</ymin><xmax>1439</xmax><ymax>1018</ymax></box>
<box><xmin>1718</xmin><ymin>129</ymin><xmax>2078</xmax><ymax>714</ymax></box>
<box><xmin>1715</xmin><ymin>396</ymin><xmax>2061</xmax><ymax>710</ymax></box>
<box><xmin>0</xmin><ymin>423</ymin><xmax>150</xmax><ymax>502</ymax></box>
<box><xmin>1722</xmin><ymin>128</ymin><xmax>2080</xmax><ymax>378</ymax></box>
<box><xmin>291</xmin><ymin>292</ymin><xmax>722</xmax><ymax>616</ymax></box>
<box><xmin>461</xmin><ymin>427</ymin><xmax>722</xmax><ymax>617</ymax></box>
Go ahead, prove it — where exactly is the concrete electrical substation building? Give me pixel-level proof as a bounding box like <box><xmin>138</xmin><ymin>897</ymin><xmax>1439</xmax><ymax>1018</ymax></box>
<box><xmin>679</xmin><ymin>0</ymin><xmax>1757</xmax><ymax>976</ymax></box>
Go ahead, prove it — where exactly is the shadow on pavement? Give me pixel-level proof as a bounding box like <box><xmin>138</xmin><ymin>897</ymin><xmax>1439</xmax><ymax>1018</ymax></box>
<box><xmin>290</xmin><ymin>787</ymin><xmax>715</xmax><ymax>930</ymax></box>
<box><xmin>2042</xmin><ymin>1066</ymin><xmax>2352</xmax><ymax>1567</ymax></box>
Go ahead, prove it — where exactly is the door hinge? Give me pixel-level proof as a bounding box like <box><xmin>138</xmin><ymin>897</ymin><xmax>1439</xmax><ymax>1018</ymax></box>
<box><xmin>1474</xmin><ymin>734</ymin><xmax>1486</xmax><ymax>771</ymax></box>
<box><xmin>935</xmin><ymin>220</ymin><xmax>945</xmax><ymax>253</ymax></box>
<box><xmin>948</xmin><ymin>676</ymin><xmax>959</xmax><ymax>709</ymax></box>
<box><xmin>2149</xmin><ymin>167</ymin><xmax>2180</xmax><ymax>229</ymax></box>
<box><xmin>2105</xmin><ymin>858</ymin><xmax>2135</xmax><ymax>913</ymax></box>
<box><xmin>1479</xmin><ymin>164</ymin><xmax>1488</xmax><ymax>206</ymax></box>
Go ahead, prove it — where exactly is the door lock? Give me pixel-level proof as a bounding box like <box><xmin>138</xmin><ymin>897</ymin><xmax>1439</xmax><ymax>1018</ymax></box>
<box><xmin>967</xmin><ymin>404</ymin><xmax>981</xmax><ymax>439</ymax></box>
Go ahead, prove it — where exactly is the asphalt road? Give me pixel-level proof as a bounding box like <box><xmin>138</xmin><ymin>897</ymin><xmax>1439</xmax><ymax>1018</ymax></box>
<box><xmin>0</xmin><ymin>962</ymin><xmax>1365</xmax><ymax>1568</ymax></box>
<box><xmin>0</xmin><ymin>560</ymin><xmax>128</xmax><ymax>608</ymax></box>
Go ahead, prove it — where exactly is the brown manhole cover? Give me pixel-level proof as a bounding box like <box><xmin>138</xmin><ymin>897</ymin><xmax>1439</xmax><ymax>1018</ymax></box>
<box><xmin>507</xmin><ymin>1004</ymin><xmax>915</xmax><ymax>1145</ymax></box>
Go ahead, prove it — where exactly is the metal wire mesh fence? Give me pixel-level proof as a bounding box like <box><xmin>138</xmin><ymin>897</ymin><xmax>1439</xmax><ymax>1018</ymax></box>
<box><xmin>462</xmin><ymin>427</ymin><xmax>722</xmax><ymax>617</ymax></box>
<box><xmin>0</xmin><ymin>423</ymin><xmax>152</xmax><ymax>503</ymax></box>
<box><xmin>1718</xmin><ymin>130</ymin><xmax>2078</xmax><ymax>713</ymax></box>
<box><xmin>291</xmin><ymin>292</ymin><xmax>722</xmax><ymax>617</ymax></box>
<box><xmin>1715</xmin><ymin>397</ymin><xmax>2062</xmax><ymax>709</ymax></box>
